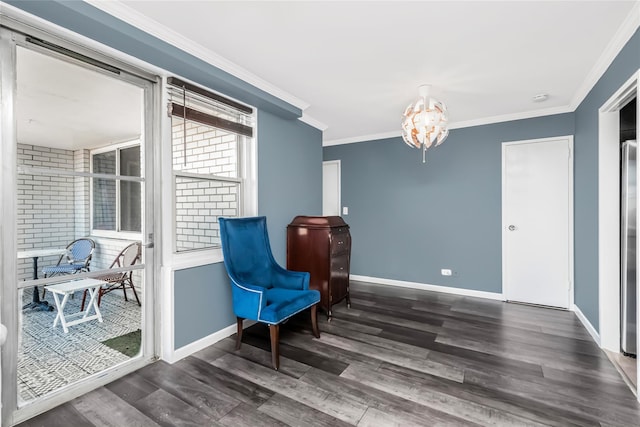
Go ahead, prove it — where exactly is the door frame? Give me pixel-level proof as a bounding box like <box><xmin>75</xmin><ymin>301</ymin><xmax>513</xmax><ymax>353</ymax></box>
<box><xmin>501</xmin><ymin>135</ymin><xmax>575</xmax><ymax>309</ymax></box>
<box><xmin>598</xmin><ymin>71</ymin><xmax>640</xmax><ymax>401</ymax></box>
<box><xmin>0</xmin><ymin>22</ymin><xmax>160</xmax><ymax>426</ymax></box>
<box><xmin>599</xmin><ymin>71</ymin><xmax>639</xmax><ymax>354</ymax></box>
<box><xmin>323</xmin><ymin>160</ymin><xmax>341</xmax><ymax>216</ymax></box>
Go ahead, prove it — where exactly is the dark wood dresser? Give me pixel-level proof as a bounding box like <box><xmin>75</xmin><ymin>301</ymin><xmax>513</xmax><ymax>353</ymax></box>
<box><xmin>287</xmin><ymin>216</ymin><xmax>351</xmax><ymax>319</ymax></box>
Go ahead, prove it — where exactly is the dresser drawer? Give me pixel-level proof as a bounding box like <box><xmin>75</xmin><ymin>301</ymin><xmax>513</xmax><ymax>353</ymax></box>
<box><xmin>330</xmin><ymin>232</ymin><xmax>350</xmax><ymax>255</ymax></box>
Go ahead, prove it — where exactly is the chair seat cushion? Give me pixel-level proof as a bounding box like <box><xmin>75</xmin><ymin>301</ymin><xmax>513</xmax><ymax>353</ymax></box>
<box><xmin>94</xmin><ymin>272</ymin><xmax>126</xmax><ymax>284</ymax></box>
<box><xmin>259</xmin><ymin>288</ymin><xmax>320</xmax><ymax>324</ymax></box>
<box><xmin>42</xmin><ymin>264</ymin><xmax>84</xmax><ymax>274</ymax></box>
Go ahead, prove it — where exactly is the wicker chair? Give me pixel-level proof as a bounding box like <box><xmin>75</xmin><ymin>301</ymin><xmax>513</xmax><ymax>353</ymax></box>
<box><xmin>41</xmin><ymin>238</ymin><xmax>95</xmax><ymax>299</ymax></box>
<box><xmin>81</xmin><ymin>242</ymin><xmax>141</xmax><ymax>311</ymax></box>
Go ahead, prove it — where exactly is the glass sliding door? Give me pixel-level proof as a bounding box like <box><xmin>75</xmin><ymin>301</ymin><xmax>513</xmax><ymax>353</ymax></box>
<box><xmin>1</xmin><ymin>27</ymin><xmax>157</xmax><ymax>425</ymax></box>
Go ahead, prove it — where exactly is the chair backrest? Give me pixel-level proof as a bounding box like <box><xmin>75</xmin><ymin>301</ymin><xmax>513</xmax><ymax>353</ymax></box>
<box><xmin>65</xmin><ymin>238</ymin><xmax>95</xmax><ymax>265</ymax></box>
<box><xmin>111</xmin><ymin>242</ymin><xmax>142</xmax><ymax>269</ymax></box>
<box><xmin>219</xmin><ymin>216</ymin><xmax>279</xmax><ymax>289</ymax></box>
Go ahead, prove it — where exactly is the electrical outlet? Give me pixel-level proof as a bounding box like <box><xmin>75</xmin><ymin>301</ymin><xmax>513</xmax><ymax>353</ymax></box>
<box><xmin>441</xmin><ymin>268</ymin><xmax>452</xmax><ymax>276</ymax></box>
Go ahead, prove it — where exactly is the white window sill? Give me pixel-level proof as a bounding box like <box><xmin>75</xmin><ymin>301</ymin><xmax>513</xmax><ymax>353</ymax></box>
<box><xmin>166</xmin><ymin>247</ymin><xmax>224</xmax><ymax>270</ymax></box>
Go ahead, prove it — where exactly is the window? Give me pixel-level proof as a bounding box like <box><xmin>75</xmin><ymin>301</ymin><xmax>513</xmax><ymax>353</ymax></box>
<box><xmin>169</xmin><ymin>77</ymin><xmax>255</xmax><ymax>252</ymax></box>
<box><xmin>91</xmin><ymin>142</ymin><xmax>142</xmax><ymax>233</ymax></box>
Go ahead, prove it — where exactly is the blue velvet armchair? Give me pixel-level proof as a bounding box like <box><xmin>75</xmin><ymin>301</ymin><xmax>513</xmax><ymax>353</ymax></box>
<box><xmin>219</xmin><ymin>216</ymin><xmax>320</xmax><ymax>370</ymax></box>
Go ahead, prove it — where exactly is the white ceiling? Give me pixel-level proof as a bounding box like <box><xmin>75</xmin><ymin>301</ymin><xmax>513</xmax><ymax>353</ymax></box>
<box><xmin>92</xmin><ymin>0</ymin><xmax>639</xmax><ymax>145</ymax></box>
<box><xmin>16</xmin><ymin>1</ymin><xmax>640</xmax><ymax>149</ymax></box>
<box><xmin>16</xmin><ymin>46</ymin><xmax>142</xmax><ymax>150</ymax></box>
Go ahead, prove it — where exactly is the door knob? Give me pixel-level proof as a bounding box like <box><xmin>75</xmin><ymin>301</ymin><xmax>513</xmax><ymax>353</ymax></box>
<box><xmin>508</xmin><ymin>225</ymin><xmax>517</xmax><ymax>231</ymax></box>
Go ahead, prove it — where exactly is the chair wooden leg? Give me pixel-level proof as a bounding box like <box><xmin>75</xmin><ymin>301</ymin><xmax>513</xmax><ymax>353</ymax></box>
<box><xmin>235</xmin><ymin>317</ymin><xmax>244</xmax><ymax>350</ymax></box>
<box><xmin>311</xmin><ymin>304</ymin><xmax>320</xmax><ymax>338</ymax></box>
<box><xmin>128</xmin><ymin>279</ymin><xmax>141</xmax><ymax>306</ymax></box>
<box><xmin>269</xmin><ymin>324</ymin><xmax>280</xmax><ymax>370</ymax></box>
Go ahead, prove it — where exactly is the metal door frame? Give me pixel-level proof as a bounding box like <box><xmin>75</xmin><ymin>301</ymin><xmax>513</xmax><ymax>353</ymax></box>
<box><xmin>0</xmin><ymin>25</ymin><xmax>160</xmax><ymax>426</ymax></box>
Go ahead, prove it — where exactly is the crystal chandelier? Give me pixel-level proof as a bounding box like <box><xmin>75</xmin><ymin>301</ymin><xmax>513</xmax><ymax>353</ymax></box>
<box><xmin>401</xmin><ymin>84</ymin><xmax>449</xmax><ymax>163</ymax></box>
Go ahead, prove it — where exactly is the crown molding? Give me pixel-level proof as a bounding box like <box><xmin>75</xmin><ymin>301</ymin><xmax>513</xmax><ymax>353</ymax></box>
<box><xmin>323</xmin><ymin>130</ymin><xmax>401</xmax><ymax>147</ymax></box>
<box><xmin>298</xmin><ymin>113</ymin><xmax>328</xmax><ymax>131</ymax></box>
<box><xmin>447</xmin><ymin>104</ymin><xmax>574</xmax><ymax>130</ymax></box>
<box><xmin>85</xmin><ymin>0</ymin><xmax>310</xmax><ymax>112</ymax></box>
<box><xmin>569</xmin><ymin>1</ymin><xmax>640</xmax><ymax>110</ymax></box>
<box><xmin>0</xmin><ymin>2</ymin><xmax>169</xmax><ymax>77</ymax></box>
<box><xmin>323</xmin><ymin>105</ymin><xmax>573</xmax><ymax>147</ymax></box>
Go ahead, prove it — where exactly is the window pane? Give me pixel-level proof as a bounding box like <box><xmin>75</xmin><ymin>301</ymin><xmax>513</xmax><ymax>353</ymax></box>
<box><xmin>120</xmin><ymin>181</ymin><xmax>141</xmax><ymax>232</ymax></box>
<box><xmin>172</xmin><ymin>118</ymin><xmax>239</xmax><ymax>178</ymax></box>
<box><xmin>93</xmin><ymin>151</ymin><xmax>116</xmax><ymax>174</ymax></box>
<box><xmin>93</xmin><ymin>178</ymin><xmax>116</xmax><ymax>230</ymax></box>
<box><xmin>120</xmin><ymin>146</ymin><xmax>140</xmax><ymax>177</ymax></box>
<box><xmin>93</xmin><ymin>151</ymin><xmax>117</xmax><ymax>230</ymax></box>
<box><xmin>175</xmin><ymin>176</ymin><xmax>240</xmax><ymax>252</ymax></box>
<box><xmin>119</xmin><ymin>146</ymin><xmax>141</xmax><ymax>232</ymax></box>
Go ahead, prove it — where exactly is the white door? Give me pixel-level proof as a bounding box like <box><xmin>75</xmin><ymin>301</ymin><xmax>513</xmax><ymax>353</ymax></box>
<box><xmin>502</xmin><ymin>136</ymin><xmax>573</xmax><ymax>308</ymax></box>
<box><xmin>323</xmin><ymin>160</ymin><xmax>341</xmax><ymax>216</ymax></box>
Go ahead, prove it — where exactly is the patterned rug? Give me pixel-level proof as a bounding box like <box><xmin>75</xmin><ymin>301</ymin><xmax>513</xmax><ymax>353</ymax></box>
<box><xmin>18</xmin><ymin>286</ymin><xmax>141</xmax><ymax>404</ymax></box>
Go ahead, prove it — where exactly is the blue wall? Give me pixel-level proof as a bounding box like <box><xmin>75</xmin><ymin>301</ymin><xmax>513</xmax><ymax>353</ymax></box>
<box><xmin>5</xmin><ymin>1</ymin><xmax>323</xmax><ymax>347</ymax></box>
<box><xmin>324</xmin><ymin>114</ymin><xmax>574</xmax><ymax>293</ymax></box>
<box><xmin>573</xmin><ymin>29</ymin><xmax>640</xmax><ymax>330</ymax></box>
<box><xmin>174</xmin><ymin>263</ymin><xmax>233</xmax><ymax>349</ymax></box>
<box><xmin>326</xmin><ymin>28</ymin><xmax>639</xmax><ymax>330</ymax></box>
<box><xmin>258</xmin><ymin>110</ymin><xmax>323</xmax><ymax>264</ymax></box>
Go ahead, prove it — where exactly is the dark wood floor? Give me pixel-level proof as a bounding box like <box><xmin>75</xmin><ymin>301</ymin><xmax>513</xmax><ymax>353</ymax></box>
<box><xmin>16</xmin><ymin>281</ymin><xmax>640</xmax><ymax>426</ymax></box>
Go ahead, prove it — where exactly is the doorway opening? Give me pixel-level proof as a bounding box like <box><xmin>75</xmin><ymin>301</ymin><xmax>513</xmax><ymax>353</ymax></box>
<box><xmin>322</xmin><ymin>160</ymin><xmax>341</xmax><ymax>216</ymax></box>
<box><xmin>1</xmin><ymin>28</ymin><xmax>157</xmax><ymax>425</ymax></box>
<box><xmin>618</xmin><ymin>97</ymin><xmax>637</xmax><ymax>389</ymax></box>
<box><xmin>598</xmin><ymin>71</ymin><xmax>639</xmax><ymax>398</ymax></box>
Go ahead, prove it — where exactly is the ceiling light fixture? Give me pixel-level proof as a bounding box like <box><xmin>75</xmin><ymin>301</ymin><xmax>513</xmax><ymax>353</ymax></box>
<box><xmin>401</xmin><ymin>84</ymin><xmax>449</xmax><ymax>163</ymax></box>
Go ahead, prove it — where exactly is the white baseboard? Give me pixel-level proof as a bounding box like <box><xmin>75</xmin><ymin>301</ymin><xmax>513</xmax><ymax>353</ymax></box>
<box><xmin>350</xmin><ymin>274</ymin><xmax>505</xmax><ymax>301</ymax></box>
<box><xmin>165</xmin><ymin>320</ymin><xmax>256</xmax><ymax>364</ymax></box>
<box><xmin>572</xmin><ymin>304</ymin><xmax>601</xmax><ymax>346</ymax></box>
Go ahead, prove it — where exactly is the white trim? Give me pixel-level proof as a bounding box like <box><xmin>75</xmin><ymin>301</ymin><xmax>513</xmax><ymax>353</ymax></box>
<box><xmin>501</xmin><ymin>136</ymin><xmax>574</xmax><ymax>310</ymax></box>
<box><xmin>572</xmin><ymin>304</ymin><xmax>601</xmax><ymax>347</ymax></box>
<box><xmin>350</xmin><ymin>274</ymin><xmax>504</xmax><ymax>301</ymax></box>
<box><xmin>324</xmin><ymin>131</ymin><xmax>401</xmax><ymax>147</ymax></box>
<box><xmin>570</xmin><ymin>1</ymin><xmax>640</xmax><ymax>111</ymax></box>
<box><xmin>166</xmin><ymin>319</ymin><xmax>257</xmax><ymax>364</ymax></box>
<box><xmin>299</xmin><ymin>113</ymin><xmax>328</xmax><ymax>131</ymax></box>
<box><xmin>85</xmin><ymin>0</ymin><xmax>310</xmax><ymax>112</ymax></box>
<box><xmin>322</xmin><ymin>160</ymin><xmax>341</xmax><ymax>217</ymax></box>
<box><xmin>448</xmin><ymin>105</ymin><xmax>574</xmax><ymax>132</ymax></box>
<box><xmin>598</xmin><ymin>71</ymin><xmax>639</xmax><ymax>353</ymax></box>
<box><xmin>0</xmin><ymin>3</ymin><xmax>167</xmax><ymax>78</ymax></box>
<box><xmin>234</xmin><ymin>280</ymin><xmax>264</xmax><ymax>320</ymax></box>
<box><xmin>168</xmin><ymin>322</ymin><xmax>236</xmax><ymax>364</ymax></box>
<box><xmin>322</xmin><ymin>105</ymin><xmax>573</xmax><ymax>147</ymax></box>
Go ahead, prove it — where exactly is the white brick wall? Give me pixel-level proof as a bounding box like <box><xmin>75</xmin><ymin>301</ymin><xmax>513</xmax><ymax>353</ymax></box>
<box><xmin>172</xmin><ymin>120</ymin><xmax>240</xmax><ymax>252</ymax></box>
<box><xmin>172</xmin><ymin>121</ymin><xmax>238</xmax><ymax>177</ymax></box>
<box><xmin>17</xmin><ymin>144</ymin><xmax>75</xmax><ymax>280</ymax></box>
<box><xmin>17</xmin><ymin>144</ymin><xmax>141</xmax><ymax>282</ymax></box>
<box><xmin>74</xmin><ymin>149</ymin><xmax>90</xmax><ymax>238</ymax></box>
<box><xmin>174</xmin><ymin>177</ymin><xmax>239</xmax><ymax>251</ymax></box>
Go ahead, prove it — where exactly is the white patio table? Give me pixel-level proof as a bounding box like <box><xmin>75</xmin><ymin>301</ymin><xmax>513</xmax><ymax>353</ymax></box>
<box><xmin>45</xmin><ymin>278</ymin><xmax>106</xmax><ymax>333</ymax></box>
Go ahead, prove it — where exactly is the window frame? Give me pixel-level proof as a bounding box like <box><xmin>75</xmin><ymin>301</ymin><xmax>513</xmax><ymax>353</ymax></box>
<box><xmin>164</xmin><ymin>77</ymin><xmax>257</xmax><ymax>266</ymax></box>
<box><xmin>90</xmin><ymin>139</ymin><xmax>144</xmax><ymax>239</ymax></box>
